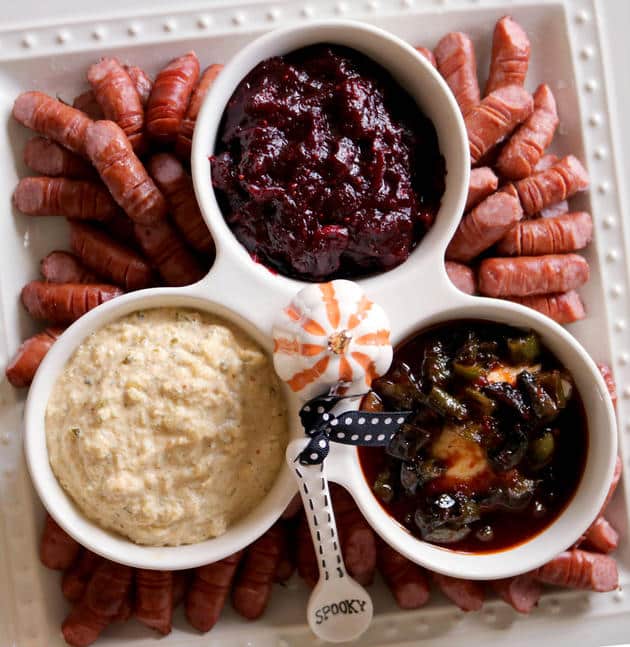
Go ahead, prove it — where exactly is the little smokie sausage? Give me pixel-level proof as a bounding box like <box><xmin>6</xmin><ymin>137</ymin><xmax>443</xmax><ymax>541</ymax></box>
<box><xmin>62</xmin><ymin>561</ymin><xmax>133</xmax><ymax>647</ymax></box>
<box><xmin>134</xmin><ymin>220</ymin><xmax>205</xmax><ymax>286</ymax></box>
<box><xmin>512</xmin><ymin>155</ymin><xmax>590</xmax><ymax>216</ymax></box>
<box><xmin>85</xmin><ymin>120</ymin><xmax>167</xmax><ymax>225</ymax></box>
<box><xmin>176</xmin><ymin>63</ymin><xmax>223</xmax><ymax>160</ymax></box>
<box><xmin>40</xmin><ymin>514</ymin><xmax>80</xmax><ymax>570</ymax></box>
<box><xmin>496</xmin><ymin>84</ymin><xmax>559</xmax><ymax>179</ymax></box>
<box><xmin>465</xmin><ymin>85</ymin><xmax>533</xmax><ymax>164</ymax></box>
<box><xmin>445</xmin><ymin>261</ymin><xmax>476</xmax><ymax>295</ymax></box>
<box><xmin>478</xmin><ymin>254</ymin><xmax>589</xmax><ymax>297</ymax></box>
<box><xmin>185</xmin><ymin>551</ymin><xmax>243</xmax><ymax>632</ymax></box>
<box><xmin>232</xmin><ymin>523</ymin><xmax>284</xmax><ymax>620</ymax></box>
<box><xmin>540</xmin><ymin>200</ymin><xmax>569</xmax><ymax>219</ymax></box>
<box><xmin>434</xmin><ymin>32</ymin><xmax>480</xmax><ymax>116</ymax></box>
<box><xmin>496</xmin><ymin>212</ymin><xmax>593</xmax><ymax>256</ymax></box>
<box><xmin>172</xmin><ymin>571</ymin><xmax>189</xmax><ymax>609</ymax></box>
<box><xmin>23</xmin><ymin>137</ymin><xmax>95</xmax><ymax>179</ymax></box>
<box><xmin>582</xmin><ymin>518</ymin><xmax>619</xmax><ymax>554</ymax></box>
<box><xmin>148</xmin><ymin>153</ymin><xmax>214</xmax><ymax>254</ymax></box>
<box><xmin>124</xmin><ymin>65</ymin><xmax>153</xmax><ymax>106</ymax></box>
<box><xmin>508</xmin><ymin>291</ymin><xmax>586</xmax><ymax>324</ymax></box>
<box><xmin>146</xmin><ymin>51</ymin><xmax>200</xmax><ymax>143</ymax></box>
<box><xmin>415</xmin><ymin>46</ymin><xmax>437</xmax><ymax>68</ymax></box>
<box><xmin>535</xmin><ymin>550</ymin><xmax>618</xmax><ymax>592</ymax></box>
<box><xmin>377</xmin><ymin>541</ymin><xmax>430</xmax><ymax>609</ymax></box>
<box><xmin>13</xmin><ymin>176</ymin><xmax>118</xmax><ymax>221</ymax></box>
<box><xmin>6</xmin><ymin>327</ymin><xmax>63</xmax><ymax>387</ymax></box>
<box><xmin>446</xmin><ymin>191</ymin><xmax>523</xmax><ymax>262</ymax></box>
<box><xmin>330</xmin><ymin>484</ymin><xmax>377</xmax><ymax>586</ymax></box>
<box><xmin>598</xmin><ymin>364</ymin><xmax>618</xmax><ymax>408</ymax></box>
<box><xmin>70</xmin><ymin>221</ymin><xmax>153</xmax><ymax>290</ymax></box>
<box><xmin>432</xmin><ymin>573</ymin><xmax>484</xmax><ymax>611</ymax></box>
<box><xmin>21</xmin><ymin>281</ymin><xmax>123</xmax><ymax>324</ymax></box>
<box><xmin>484</xmin><ymin>16</ymin><xmax>531</xmax><ymax>95</ymax></box>
<box><xmin>491</xmin><ymin>573</ymin><xmax>541</xmax><ymax>614</ymax></box>
<box><xmin>135</xmin><ymin>569</ymin><xmax>173</xmax><ymax>635</ymax></box>
<box><xmin>13</xmin><ymin>91</ymin><xmax>92</xmax><ymax>155</ymax></box>
<box><xmin>88</xmin><ymin>58</ymin><xmax>145</xmax><ymax>152</ymax></box>
<box><xmin>62</xmin><ymin>550</ymin><xmax>103</xmax><ymax>602</ymax></box>
<box><xmin>73</xmin><ymin>90</ymin><xmax>104</xmax><ymax>120</ymax></box>
<box><xmin>466</xmin><ymin>167</ymin><xmax>498</xmax><ymax>210</ymax></box>
<box><xmin>41</xmin><ymin>251</ymin><xmax>99</xmax><ymax>284</ymax></box>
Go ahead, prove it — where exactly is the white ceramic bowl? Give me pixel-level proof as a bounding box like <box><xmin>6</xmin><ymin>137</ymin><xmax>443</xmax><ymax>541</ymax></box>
<box><xmin>24</xmin><ymin>20</ymin><xmax>617</xmax><ymax>580</ymax></box>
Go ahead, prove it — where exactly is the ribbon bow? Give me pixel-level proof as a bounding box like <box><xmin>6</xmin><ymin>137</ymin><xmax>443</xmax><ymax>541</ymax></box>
<box><xmin>297</xmin><ymin>393</ymin><xmax>413</xmax><ymax>465</ymax></box>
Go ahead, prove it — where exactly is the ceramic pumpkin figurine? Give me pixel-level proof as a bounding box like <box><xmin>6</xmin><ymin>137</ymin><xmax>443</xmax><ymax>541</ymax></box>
<box><xmin>273</xmin><ymin>280</ymin><xmax>393</xmax><ymax>400</ymax></box>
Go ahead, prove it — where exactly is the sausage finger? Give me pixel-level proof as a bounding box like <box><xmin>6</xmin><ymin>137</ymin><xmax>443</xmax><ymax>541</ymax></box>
<box><xmin>445</xmin><ymin>261</ymin><xmax>476</xmax><ymax>295</ymax></box>
<box><xmin>491</xmin><ymin>573</ymin><xmax>540</xmax><ymax>614</ymax></box>
<box><xmin>535</xmin><ymin>549</ymin><xmax>618</xmax><ymax>592</ymax></box>
<box><xmin>539</xmin><ymin>200</ymin><xmax>569</xmax><ymax>219</ymax></box>
<box><xmin>378</xmin><ymin>541</ymin><xmax>430</xmax><ymax>609</ymax></box>
<box><xmin>478</xmin><ymin>254</ymin><xmax>589</xmax><ymax>297</ymax></box>
<box><xmin>485</xmin><ymin>16</ymin><xmax>531</xmax><ymax>95</ymax></box>
<box><xmin>40</xmin><ymin>513</ymin><xmax>80</xmax><ymax>570</ymax></box>
<box><xmin>415</xmin><ymin>46</ymin><xmax>436</xmax><ymax>68</ymax></box>
<box><xmin>73</xmin><ymin>90</ymin><xmax>105</xmax><ymax>120</ymax></box>
<box><xmin>23</xmin><ymin>137</ymin><xmax>95</xmax><ymax>179</ymax></box>
<box><xmin>466</xmin><ymin>166</ymin><xmax>498</xmax><ymax>211</ymax></box>
<box><xmin>581</xmin><ymin>517</ymin><xmax>619</xmax><ymax>554</ymax></box>
<box><xmin>508</xmin><ymin>291</ymin><xmax>586</xmax><ymax>324</ymax></box>
<box><xmin>465</xmin><ymin>85</ymin><xmax>533</xmax><ymax>164</ymax></box>
<box><xmin>41</xmin><ymin>251</ymin><xmax>99</xmax><ymax>284</ymax></box>
<box><xmin>433</xmin><ymin>573</ymin><xmax>484</xmax><ymax>611</ymax></box>
<box><xmin>135</xmin><ymin>569</ymin><xmax>173</xmax><ymax>635</ymax></box>
<box><xmin>446</xmin><ymin>191</ymin><xmax>523</xmax><ymax>262</ymax></box>
<box><xmin>123</xmin><ymin>65</ymin><xmax>153</xmax><ymax>106</ymax></box>
<box><xmin>6</xmin><ymin>327</ymin><xmax>64</xmax><ymax>387</ymax></box>
<box><xmin>62</xmin><ymin>550</ymin><xmax>103</xmax><ymax>603</ymax></box>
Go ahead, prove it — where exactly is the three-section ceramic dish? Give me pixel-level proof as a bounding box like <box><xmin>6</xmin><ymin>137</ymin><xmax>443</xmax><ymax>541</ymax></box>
<box><xmin>23</xmin><ymin>19</ymin><xmax>617</xmax><ymax>583</ymax></box>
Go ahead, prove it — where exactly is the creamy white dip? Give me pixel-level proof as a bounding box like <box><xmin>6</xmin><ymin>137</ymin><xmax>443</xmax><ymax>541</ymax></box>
<box><xmin>45</xmin><ymin>307</ymin><xmax>288</xmax><ymax>546</ymax></box>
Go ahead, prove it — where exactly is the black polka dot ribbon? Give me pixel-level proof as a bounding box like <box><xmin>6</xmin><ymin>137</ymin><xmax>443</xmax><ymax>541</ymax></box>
<box><xmin>297</xmin><ymin>393</ymin><xmax>413</xmax><ymax>465</ymax></box>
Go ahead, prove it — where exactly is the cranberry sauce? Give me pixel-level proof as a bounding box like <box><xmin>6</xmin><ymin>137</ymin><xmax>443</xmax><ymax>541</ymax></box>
<box><xmin>211</xmin><ymin>45</ymin><xmax>445</xmax><ymax>281</ymax></box>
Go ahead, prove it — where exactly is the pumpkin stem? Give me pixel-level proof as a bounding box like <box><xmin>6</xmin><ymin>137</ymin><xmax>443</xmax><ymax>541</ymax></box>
<box><xmin>328</xmin><ymin>330</ymin><xmax>352</xmax><ymax>355</ymax></box>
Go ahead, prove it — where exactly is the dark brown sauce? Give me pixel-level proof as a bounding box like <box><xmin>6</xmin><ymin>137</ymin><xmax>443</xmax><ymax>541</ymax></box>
<box><xmin>358</xmin><ymin>320</ymin><xmax>588</xmax><ymax>553</ymax></box>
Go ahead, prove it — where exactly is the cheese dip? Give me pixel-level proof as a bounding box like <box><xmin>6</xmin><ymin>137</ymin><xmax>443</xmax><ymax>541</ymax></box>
<box><xmin>45</xmin><ymin>307</ymin><xmax>288</xmax><ymax>546</ymax></box>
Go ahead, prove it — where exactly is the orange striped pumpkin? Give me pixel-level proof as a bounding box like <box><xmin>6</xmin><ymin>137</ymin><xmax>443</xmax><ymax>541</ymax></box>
<box><xmin>272</xmin><ymin>280</ymin><xmax>392</xmax><ymax>400</ymax></box>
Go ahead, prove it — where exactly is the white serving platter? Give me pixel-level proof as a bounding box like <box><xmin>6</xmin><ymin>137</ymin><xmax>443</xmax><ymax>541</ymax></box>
<box><xmin>1</xmin><ymin>0</ymin><xmax>630</xmax><ymax>645</ymax></box>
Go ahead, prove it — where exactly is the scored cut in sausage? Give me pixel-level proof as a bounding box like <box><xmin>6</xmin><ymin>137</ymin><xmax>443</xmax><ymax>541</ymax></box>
<box><xmin>85</xmin><ymin>120</ymin><xmax>168</xmax><ymax>225</ymax></box>
<box><xmin>62</xmin><ymin>561</ymin><xmax>133</xmax><ymax>647</ymax></box>
<box><xmin>513</xmin><ymin>155</ymin><xmax>590</xmax><ymax>215</ymax></box>
<box><xmin>23</xmin><ymin>137</ymin><xmax>95</xmax><ymax>179</ymax></box>
<box><xmin>21</xmin><ymin>281</ymin><xmax>123</xmax><ymax>324</ymax></box>
<box><xmin>73</xmin><ymin>90</ymin><xmax>105</xmax><ymax>120</ymax></box>
<box><xmin>465</xmin><ymin>84</ymin><xmax>534</xmax><ymax>164</ymax></box>
<box><xmin>147</xmin><ymin>51</ymin><xmax>200</xmax><ymax>143</ymax></box>
<box><xmin>415</xmin><ymin>46</ymin><xmax>437</xmax><ymax>68</ymax></box>
<box><xmin>6</xmin><ymin>327</ymin><xmax>64</xmax><ymax>387</ymax></box>
<box><xmin>62</xmin><ymin>550</ymin><xmax>103</xmax><ymax>602</ymax></box>
<box><xmin>39</xmin><ymin>514</ymin><xmax>80</xmax><ymax>570</ymax></box>
<box><xmin>185</xmin><ymin>552</ymin><xmax>243</xmax><ymax>632</ymax></box>
<box><xmin>41</xmin><ymin>251</ymin><xmax>99</xmax><ymax>284</ymax></box>
<box><xmin>508</xmin><ymin>291</ymin><xmax>586</xmax><ymax>324</ymax></box>
<box><xmin>377</xmin><ymin>541</ymin><xmax>430</xmax><ymax>609</ymax></box>
<box><xmin>176</xmin><ymin>63</ymin><xmax>223</xmax><ymax>160</ymax></box>
<box><xmin>123</xmin><ymin>65</ymin><xmax>153</xmax><ymax>106</ymax></box>
<box><xmin>13</xmin><ymin>176</ymin><xmax>118</xmax><ymax>221</ymax></box>
<box><xmin>434</xmin><ymin>32</ymin><xmax>480</xmax><ymax>116</ymax></box>
<box><xmin>491</xmin><ymin>572</ymin><xmax>541</xmax><ymax>613</ymax></box>
<box><xmin>496</xmin><ymin>212</ymin><xmax>593</xmax><ymax>256</ymax></box>
<box><xmin>148</xmin><ymin>153</ymin><xmax>215</xmax><ymax>254</ymax></box>
<box><xmin>582</xmin><ymin>517</ymin><xmax>619</xmax><ymax>554</ymax></box>
<box><xmin>88</xmin><ymin>57</ymin><xmax>146</xmax><ymax>152</ymax></box>
<box><xmin>134</xmin><ymin>220</ymin><xmax>205</xmax><ymax>287</ymax></box>
<box><xmin>432</xmin><ymin>573</ymin><xmax>484</xmax><ymax>611</ymax></box>
<box><xmin>70</xmin><ymin>221</ymin><xmax>153</xmax><ymax>291</ymax></box>
<box><xmin>330</xmin><ymin>484</ymin><xmax>377</xmax><ymax>586</ymax></box>
<box><xmin>232</xmin><ymin>523</ymin><xmax>284</xmax><ymax>620</ymax></box>
<box><xmin>135</xmin><ymin>569</ymin><xmax>174</xmax><ymax>635</ymax></box>
<box><xmin>13</xmin><ymin>91</ymin><xmax>92</xmax><ymax>156</ymax></box>
<box><xmin>496</xmin><ymin>84</ymin><xmax>559</xmax><ymax>179</ymax></box>
<box><xmin>466</xmin><ymin>167</ymin><xmax>499</xmax><ymax>211</ymax></box>
<box><xmin>535</xmin><ymin>550</ymin><xmax>618</xmax><ymax>592</ymax></box>
<box><xmin>478</xmin><ymin>254</ymin><xmax>589</xmax><ymax>297</ymax></box>
<box><xmin>485</xmin><ymin>16</ymin><xmax>531</xmax><ymax>95</ymax></box>
<box><xmin>446</xmin><ymin>191</ymin><xmax>523</xmax><ymax>262</ymax></box>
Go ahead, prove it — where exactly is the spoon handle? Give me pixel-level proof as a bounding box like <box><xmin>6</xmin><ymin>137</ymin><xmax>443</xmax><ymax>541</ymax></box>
<box><xmin>287</xmin><ymin>441</ymin><xmax>347</xmax><ymax>582</ymax></box>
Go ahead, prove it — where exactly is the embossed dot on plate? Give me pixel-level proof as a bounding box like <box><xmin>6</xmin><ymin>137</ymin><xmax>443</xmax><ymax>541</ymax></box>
<box><xmin>594</xmin><ymin>146</ymin><xmax>607</xmax><ymax>160</ymax></box>
<box><xmin>127</xmin><ymin>24</ymin><xmax>140</xmax><ymax>37</ymax></box>
<box><xmin>606</xmin><ymin>250</ymin><xmax>618</xmax><ymax>262</ymax></box>
<box><xmin>614</xmin><ymin>589</ymin><xmax>624</xmax><ymax>602</ymax></box>
<box><xmin>580</xmin><ymin>45</ymin><xmax>594</xmax><ymax>59</ymax></box>
<box><xmin>610</xmin><ymin>285</ymin><xmax>623</xmax><ymax>298</ymax></box>
<box><xmin>623</xmin><ymin>386</ymin><xmax>630</xmax><ymax>399</ymax></box>
<box><xmin>21</xmin><ymin>34</ymin><xmax>36</xmax><ymax>48</ymax></box>
<box><xmin>267</xmin><ymin>8</ymin><xmax>281</xmax><ymax>21</ymax></box>
<box><xmin>603</xmin><ymin>215</ymin><xmax>616</xmax><ymax>229</ymax></box>
<box><xmin>197</xmin><ymin>16</ymin><xmax>211</xmax><ymax>29</ymax></box>
<box><xmin>598</xmin><ymin>181</ymin><xmax>610</xmax><ymax>194</ymax></box>
<box><xmin>575</xmin><ymin>9</ymin><xmax>590</xmax><ymax>24</ymax></box>
<box><xmin>584</xmin><ymin>79</ymin><xmax>598</xmax><ymax>92</ymax></box>
<box><xmin>232</xmin><ymin>12</ymin><xmax>245</xmax><ymax>25</ymax></box>
<box><xmin>301</xmin><ymin>6</ymin><xmax>314</xmax><ymax>17</ymax></box>
<box><xmin>484</xmin><ymin>609</ymin><xmax>497</xmax><ymax>623</ymax></box>
<box><xmin>335</xmin><ymin>2</ymin><xmax>348</xmax><ymax>14</ymax></box>
<box><xmin>56</xmin><ymin>30</ymin><xmax>70</xmax><ymax>44</ymax></box>
<box><xmin>384</xmin><ymin>623</ymin><xmax>398</xmax><ymax>638</ymax></box>
<box><xmin>615</xmin><ymin>320</ymin><xmax>626</xmax><ymax>332</ymax></box>
<box><xmin>401</xmin><ymin>0</ymin><xmax>413</xmax><ymax>7</ymax></box>
<box><xmin>366</xmin><ymin>0</ymin><xmax>379</xmax><ymax>9</ymax></box>
<box><xmin>415</xmin><ymin>621</ymin><xmax>429</xmax><ymax>634</ymax></box>
<box><xmin>588</xmin><ymin>113</ymin><xmax>602</xmax><ymax>127</ymax></box>
<box><xmin>92</xmin><ymin>27</ymin><xmax>105</xmax><ymax>41</ymax></box>
<box><xmin>549</xmin><ymin>598</ymin><xmax>561</xmax><ymax>615</ymax></box>
<box><xmin>163</xmin><ymin>20</ymin><xmax>176</xmax><ymax>32</ymax></box>
<box><xmin>619</xmin><ymin>352</ymin><xmax>629</xmax><ymax>366</ymax></box>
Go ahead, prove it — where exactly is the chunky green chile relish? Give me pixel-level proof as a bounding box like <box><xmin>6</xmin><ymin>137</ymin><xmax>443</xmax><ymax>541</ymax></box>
<box><xmin>211</xmin><ymin>45</ymin><xmax>445</xmax><ymax>281</ymax></box>
<box><xmin>359</xmin><ymin>321</ymin><xmax>587</xmax><ymax>553</ymax></box>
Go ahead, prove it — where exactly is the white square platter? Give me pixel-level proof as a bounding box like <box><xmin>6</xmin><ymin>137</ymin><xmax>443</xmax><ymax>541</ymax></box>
<box><xmin>1</xmin><ymin>0</ymin><xmax>630</xmax><ymax>645</ymax></box>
